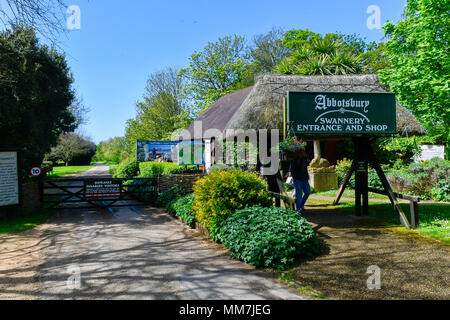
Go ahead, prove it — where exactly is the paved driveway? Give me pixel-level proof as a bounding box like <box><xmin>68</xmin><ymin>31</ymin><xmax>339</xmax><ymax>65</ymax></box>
<box><xmin>1</xmin><ymin>165</ymin><xmax>304</xmax><ymax>300</ymax></box>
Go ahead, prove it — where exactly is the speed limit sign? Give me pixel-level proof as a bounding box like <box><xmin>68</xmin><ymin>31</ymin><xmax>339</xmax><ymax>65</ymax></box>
<box><xmin>30</xmin><ymin>167</ymin><xmax>42</xmax><ymax>177</ymax></box>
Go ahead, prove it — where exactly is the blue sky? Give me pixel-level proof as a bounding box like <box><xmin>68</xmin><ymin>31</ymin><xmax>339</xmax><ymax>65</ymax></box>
<box><xmin>56</xmin><ymin>0</ymin><xmax>407</xmax><ymax>143</ymax></box>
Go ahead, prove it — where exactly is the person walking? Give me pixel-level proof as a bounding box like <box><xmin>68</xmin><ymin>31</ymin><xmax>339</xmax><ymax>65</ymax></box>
<box><xmin>288</xmin><ymin>150</ymin><xmax>311</xmax><ymax>213</ymax></box>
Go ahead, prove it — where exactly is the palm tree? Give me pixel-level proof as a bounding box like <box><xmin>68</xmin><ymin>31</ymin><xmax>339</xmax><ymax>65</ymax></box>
<box><xmin>275</xmin><ymin>38</ymin><xmax>363</xmax><ymax>76</ymax></box>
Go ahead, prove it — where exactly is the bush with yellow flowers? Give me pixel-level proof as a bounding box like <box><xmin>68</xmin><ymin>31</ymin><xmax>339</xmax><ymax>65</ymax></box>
<box><xmin>193</xmin><ymin>169</ymin><xmax>272</xmax><ymax>240</ymax></box>
<box><xmin>381</xmin><ymin>136</ymin><xmax>421</xmax><ymax>161</ymax></box>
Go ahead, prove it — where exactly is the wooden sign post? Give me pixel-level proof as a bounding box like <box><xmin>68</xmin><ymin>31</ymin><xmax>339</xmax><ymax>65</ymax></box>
<box><xmin>287</xmin><ymin>91</ymin><xmax>415</xmax><ymax>229</ymax></box>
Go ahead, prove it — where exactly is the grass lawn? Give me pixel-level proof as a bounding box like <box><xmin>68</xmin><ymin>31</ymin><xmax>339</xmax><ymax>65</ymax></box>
<box><xmin>313</xmin><ymin>189</ymin><xmax>388</xmax><ymax>200</ymax></box>
<box><xmin>0</xmin><ymin>207</ymin><xmax>54</xmax><ymax>234</ymax></box>
<box><xmin>307</xmin><ymin>197</ymin><xmax>450</xmax><ymax>243</ymax></box>
<box><xmin>46</xmin><ymin>165</ymin><xmax>93</xmax><ymax>178</ymax></box>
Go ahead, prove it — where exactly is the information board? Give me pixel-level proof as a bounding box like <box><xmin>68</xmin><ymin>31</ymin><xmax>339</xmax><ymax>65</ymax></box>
<box><xmin>84</xmin><ymin>179</ymin><xmax>122</xmax><ymax>198</ymax></box>
<box><xmin>0</xmin><ymin>151</ymin><xmax>19</xmax><ymax>207</ymax></box>
<box><xmin>287</xmin><ymin>91</ymin><xmax>397</xmax><ymax>135</ymax></box>
<box><xmin>136</xmin><ymin>140</ymin><xmax>179</xmax><ymax>162</ymax></box>
<box><xmin>414</xmin><ymin>144</ymin><xmax>446</xmax><ymax>162</ymax></box>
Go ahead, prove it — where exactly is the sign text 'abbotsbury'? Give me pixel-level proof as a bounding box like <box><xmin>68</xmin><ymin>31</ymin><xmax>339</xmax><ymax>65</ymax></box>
<box><xmin>287</xmin><ymin>91</ymin><xmax>397</xmax><ymax>135</ymax></box>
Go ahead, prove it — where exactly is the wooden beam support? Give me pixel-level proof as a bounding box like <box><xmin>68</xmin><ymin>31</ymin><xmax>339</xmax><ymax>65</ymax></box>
<box><xmin>368</xmin><ymin>147</ymin><xmax>412</xmax><ymax>229</ymax></box>
<box><xmin>334</xmin><ymin>161</ymin><xmax>355</xmax><ymax>205</ymax></box>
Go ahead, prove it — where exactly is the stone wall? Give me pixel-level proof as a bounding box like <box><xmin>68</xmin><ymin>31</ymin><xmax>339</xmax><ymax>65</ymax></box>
<box><xmin>158</xmin><ymin>174</ymin><xmax>205</xmax><ymax>194</ymax></box>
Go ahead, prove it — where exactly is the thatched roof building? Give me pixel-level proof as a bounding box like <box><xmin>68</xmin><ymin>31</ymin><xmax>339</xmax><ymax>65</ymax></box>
<box><xmin>184</xmin><ymin>74</ymin><xmax>427</xmax><ymax>139</ymax></box>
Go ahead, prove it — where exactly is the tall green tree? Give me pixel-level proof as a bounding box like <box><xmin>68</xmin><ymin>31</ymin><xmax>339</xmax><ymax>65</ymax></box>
<box><xmin>248</xmin><ymin>27</ymin><xmax>290</xmax><ymax>74</ymax></box>
<box><xmin>0</xmin><ymin>26</ymin><xmax>79</xmax><ymax>175</ymax></box>
<box><xmin>124</xmin><ymin>68</ymin><xmax>191</xmax><ymax>151</ymax></box>
<box><xmin>380</xmin><ymin>0</ymin><xmax>450</xmax><ymax>148</ymax></box>
<box><xmin>95</xmin><ymin>137</ymin><xmax>129</xmax><ymax>163</ymax></box>
<box><xmin>46</xmin><ymin>133</ymin><xmax>96</xmax><ymax>166</ymax></box>
<box><xmin>180</xmin><ymin>35</ymin><xmax>249</xmax><ymax>111</ymax></box>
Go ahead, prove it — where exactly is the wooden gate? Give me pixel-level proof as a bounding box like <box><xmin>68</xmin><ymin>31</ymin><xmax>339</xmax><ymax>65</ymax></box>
<box><xmin>41</xmin><ymin>178</ymin><xmax>157</xmax><ymax>209</ymax></box>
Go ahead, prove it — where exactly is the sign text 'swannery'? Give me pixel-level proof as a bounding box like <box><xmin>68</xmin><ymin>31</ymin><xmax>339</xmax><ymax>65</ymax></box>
<box><xmin>287</xmin><ymin>91</ymin><xmax>396</xmax><ymax>135</ymax></box>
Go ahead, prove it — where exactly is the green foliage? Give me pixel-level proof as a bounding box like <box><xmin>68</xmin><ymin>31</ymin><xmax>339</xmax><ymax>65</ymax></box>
<box><xmin>336</xmin><ymin>158</ymin><xmax>383</xmax><ymax>190</ymax></box>
<box><xmin>157</xmin><ymin>186</ymin><xmax>186</xmax><ymax>207</ymax></box>
<box><xmin>248</xmin><ymin>27</ymin><xmax>289</xmax><ymax>74</ymax></box>
<box><xmin>276</xmin><ymin>30</ymin><xmax>363</xmax><ymax>75</ymax></box>
<box><xmin>209</xmin><ymin>163</ymin><xmax>232</xmax><ymax>173</ymax></box>
<box><xmin>114</xmin><ymin>158</ymin><xmax>139</xmax><ymax>179</ymax></box>
<box><xmin>139</xmin><ymin>162</ymin><xmax>198</xmax><ymax>178</ymax></box>
<box><xmin>217</xmin><ymin>206</ymin><xmax>320</xmax><ymax>270</ymax></box>
<box><xmin>95</xmin><ymin>137</ymin><xmax>129</xmax><ymax>164</ymax></box>
<box><xmin>0</xmin><ymin>26</ymin><xmax>79</xmax><ymax>177</ymax></box>
<box><xmin>45</xmin><ymin>165</ymin><xmax>93</xmax><ymax>178</ymax></box>
<box><xmin>41</xmin><ymin>161</ymin><xmax>54</xmax><ymax>174</ymax></box>
<box><xmin>168</xmin><ymin>194</ymin><xmax>196</xmax><ymax>227</ymax></box>
<box><xmin>193</xmin><ymin>169</ymin><xmax>272</xmax><ymax>239</ymax></box>
<box><xmin>431</xmin><ymin>180</ymin><xmax>450</xmax><ymax>202</ymax></box>
<box><xmin>180</xmin><ymin>35</ymin><xmax>249</xmax><ymax>111</ymax></box>
<box><xmin>379</xmin><ymin>136</ymin><xmax>421</xmax><ymax>163</ymax></box>
<box><xmin>124</xmin><ymin>68</ymin><xmax>192</xmax><ymax>153</ymax></box>
<box><xmin>388</xmin><ymin>158</ymin><xmax>450</xmax><ymax>200</ymax></box>
<box><xmin>219</xmin><ymin>140</ymin><xmax>258</xmax><ymax>172</ymax></box>
<box><xmin>45</xmin><ymin>133</ymin><xmax>96</xmax><ymax>166</ymax></box>
<box><xmin>109</xmin><ymin>164</ymin><xmax>118</xmax><ymax>176</ymax></box>
<box><xmin>0</xmin><ymin>207</ymin><xmax>54</xmax><ymax>235</ymax></box>
<box><xmin>380</xmin><ymin>0</ymin><xmax>450</xmax><ymax>153</ymax></box>
<box><xmin>336</xmin><ymin>158</ymin><xmax>354</xmax><ymax>188</ymax></box>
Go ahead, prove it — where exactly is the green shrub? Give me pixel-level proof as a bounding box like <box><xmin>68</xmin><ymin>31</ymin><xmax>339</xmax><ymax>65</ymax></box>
<box><xmin>109</xmin><ymin>164</ymin><xmax>118</xmax><ymax>176</ymax></box>
<box><xmin>431</xmin><ymin>179</ymin><xmax>450</xmax><ymax>202</ymax></box>
<box><xmin>157</xmin><ymin>186</ymin><xmax>186</xmax><ymax>207</ymax></box>
<box><xmin>41</xmin><ymin>161</ymin><xmax>53</xmax><ymax>174</ymax></box>
<box><xmin>171</xmin><ymin>194</ymin><xmax>196</xmax><ymax>227</ymax></box>
<box><xmin>367</xmin><ymin>170</ymin><xmax>383</xmax><ymax>190</ymax></box>
<box><xmin>139</xmin><ymin>162</ymin><xmax>198</xmax><ymax>178</ymax></box>
<box><xmin>218</xmin><ymin>206</ymin><xmax>320</xmax><ymax>270</ymax></box>
<box><xmin>337</xmin><ymin>159</ymin><xmax>383</xmax><ymax>190</ymax></box>
<box><xmin>336</xmin><ymin>158</ymin><xmax>355</xmax><ymax>188</ymax></box>
<box><xmin>387</xmin><ymin>158</ymin><xmax>450</xmax><ymax>199</ymax></box>
<box><xmin>209</xmin><ymin>163</ymin><xmax>232</xmax><ymax>172</ymax></box>
<box><xmin>114</xmin><ymin>158</ymin><xmax>139</xmax><ymax>178</ymax></box>
<box><xmin>193</xmin><ymin>169</ymin><xmax>272</xmax><ymax>239</ymax></box>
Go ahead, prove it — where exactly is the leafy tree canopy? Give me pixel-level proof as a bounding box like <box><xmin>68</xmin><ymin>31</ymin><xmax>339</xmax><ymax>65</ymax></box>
<box><xmin>95</xmin><ymin>137</ymin><xmax>129</xmax><ymax>164</ymax></box>
<box><xmin>380</xmin><ymin>0</ymin><xmax>450</xmax><ymax>146</ymax></box>
<box><xmin>179</xmin><ymin>35</ymin><xmax>249</xmax><ymax>111</ymax></box>
<box><xmin>0</xmin><ymin>26</ymin><xmax>80</xmax><ymax>176</ymax></box>
<box><xmin>124</xmin><ymin>68</ymin><xmax>192</xmax><ymax>152</ymax></box>
<box><xmin>45</xmin><ymin>133</ymin><xmax>96</xmax><ymax>166</ymax></box>
<box><xmin>276</xmin><ymin>29</ymin><xmax>390</xmax><ymax>75</ymax></box>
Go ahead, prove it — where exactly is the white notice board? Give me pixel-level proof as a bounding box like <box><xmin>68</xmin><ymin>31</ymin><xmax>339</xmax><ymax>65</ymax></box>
<box><xmin>414</xmin><ymin>144</ymin><xmax>446</xmax><ymax>162</ymax></box>
<box><xmin>0</xmin><ymin>152</ymin><xmax>19</xmax><ymax>207</ymax></box>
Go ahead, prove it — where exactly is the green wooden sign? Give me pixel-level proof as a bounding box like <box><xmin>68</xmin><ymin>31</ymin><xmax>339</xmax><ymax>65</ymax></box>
<box><xmin>287</xmin><ymin>91</ymin><xmax>396</xmax><ymax>135</ymax></box>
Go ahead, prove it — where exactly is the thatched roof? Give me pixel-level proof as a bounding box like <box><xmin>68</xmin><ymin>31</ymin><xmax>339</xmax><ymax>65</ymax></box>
<box><xmin>184</xmin><ymin>86</ymin><xmax>253</xmax><ymax>139</ymax></box>
<box><xmin>185</xmin><ymin>75</ymin><xmax>427</xmax><ymax>140</ymax></box>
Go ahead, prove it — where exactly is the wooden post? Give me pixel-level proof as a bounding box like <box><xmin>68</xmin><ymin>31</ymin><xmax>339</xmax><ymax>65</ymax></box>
<box><xmin>368</xmin><ymin>146</ymin><xmax>411</xmax><ymax>229</ymax></box>
<box><xmin>283</xmin><ymin>98</ymin><xmax>287</xmax><ymax>141</ymax></box>
<box><xmin>39</xmin><ymin>177</ymin><xmax>44</xmax><ymax>203</ymax></box>
<box><xmin>334</xmin><ymin>161</ymin><xmax>355</xmax><ymax>205</ymax></box>
<box><xmin>410</xmin><ymin>200</ymin><xmax>419</xmax><ymax>228</ymax></box>
<box><xmin>353</xmin><ymin>138</ymin><xmax>370</xmax><ymax>216</ymax></box>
